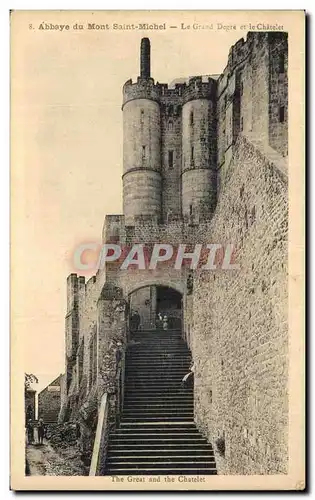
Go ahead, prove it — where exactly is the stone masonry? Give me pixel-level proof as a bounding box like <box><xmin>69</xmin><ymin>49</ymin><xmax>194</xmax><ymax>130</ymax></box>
<box><xmin>60</xmin><ymin>32</ymin><xmax>288</xmax><ymax>474</ymax></box>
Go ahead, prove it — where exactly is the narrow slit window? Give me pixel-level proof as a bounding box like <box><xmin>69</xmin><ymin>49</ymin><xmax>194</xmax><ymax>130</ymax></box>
<box><xmin>279</xmin><ymin>106</ymin><xmax>285</xmax><ymax>123</ymax></box>
<box><xmin>140</xmin><ymin>109</ymin><xmax>144</xmax><ymax>124</ymax></box>
<box><xmin>241</xmin><ymin>117</ymin><xmax>244</xmax><ymax>131</ymax></box>
<box><xmin>279</xmin><ymin>54</ymin><xmax>285</xmax><ymax>73</ymax></box>
<box><xmin>142</xmin><ymin>145</ymin><xmax>146</xmax><ymax>159</ymax></box>
<box><xmin>190</xmin><ymin>111</ymin><xmax>194</xmax><ymax>126</ymax></box>
<box><xmin>191</xmin><ymin>146</ymin><xmax>194</xmax><ymax>164</ymax></box>
<box><xmin>168</xmin><ymin>120</ymin><xmax>173</xmax><ymax>132</ymax></box>
<box><xmin>240</xmin><ymin>81</ymin><xmax>243</xmax><ymax>96</ymax></box>
<box><xmin>168</xmin><ymin>150</ymin><xmax>174</xmax><ymax>169</ymax></box>
<box><xmin>189</xmin><ymin>204</ymin><xmax>193</xmax><ymax>216</ymax></box>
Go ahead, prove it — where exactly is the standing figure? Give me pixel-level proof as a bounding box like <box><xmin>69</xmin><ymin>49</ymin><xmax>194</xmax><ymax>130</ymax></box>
<box><xmin>37</xmin><ymin>417</ymin><xmax>45</xmax><ymax>445</ymax></box>
<box><xmin>134</xmin><ymin>311</ymin><xmax>140</xmax><ymax>331</ymax></box>
<box><xmin>162</xmin><ymin>315</ymin><xmax>168</xmax><ymax>331</ymax></box>
<box><xmin>157</xmin><ymin>312</ymin><xmax>163</xmax><ymax>329</ymax></box>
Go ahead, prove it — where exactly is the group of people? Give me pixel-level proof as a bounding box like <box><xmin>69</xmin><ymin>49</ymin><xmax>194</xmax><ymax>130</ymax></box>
<box><xmin>26</xmin><ymin>417</ymin><xmax>45</xmax><ymax>445</ymax></box>
<box><xmin>129</xmin><ymin>310</ymin><xmax>170</xmax><ymax>332</ymax></box>
<box><xmin>157</xmin><ymin>312</ymin><xmax>169</xmax><ymax>330</ymax></box>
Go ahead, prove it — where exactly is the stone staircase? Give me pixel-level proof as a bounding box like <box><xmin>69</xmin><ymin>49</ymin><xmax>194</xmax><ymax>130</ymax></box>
<box><xmin>104</xmin><ymin>329</ymin><xmax>217</xmax><ymax>475</ymax></box>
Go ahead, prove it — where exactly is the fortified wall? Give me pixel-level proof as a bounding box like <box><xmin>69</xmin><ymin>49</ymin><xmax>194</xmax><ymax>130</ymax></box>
<box><xmin>192</xmin><ymin>135</ymin><xmax>288</xmax><ymax>474</ymax></box>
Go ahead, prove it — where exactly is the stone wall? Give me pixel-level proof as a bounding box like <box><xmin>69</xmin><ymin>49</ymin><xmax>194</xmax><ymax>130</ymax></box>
<box><xmin>25</xmin><ymin>389</ymin><xmax>36</xmax><ymax>423</ymax></box>
<box><xmin>217</xmin><ymin>32</ymin><xmax>288</xmax><ymax>189</ymax></box>
<box><xmin>191</xmin><ymin>134</ymin><xmax>288</xmax><ymax>475</ymax></box>
<box><xmin>268</xmin><ymin>33</ymin><xmax>288</xmax><ymax>157</ymax></box>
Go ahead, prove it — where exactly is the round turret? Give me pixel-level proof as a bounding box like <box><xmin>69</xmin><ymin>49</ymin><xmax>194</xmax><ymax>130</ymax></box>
<box><xmin>181</xmin><ymin>84</ymin><xmax>217</xmax><ymax>220</ymax></box>
<box><xmin>122</xmin><ymin>38</ymin><xmax>162</xmax><ymax>225</ymax></box>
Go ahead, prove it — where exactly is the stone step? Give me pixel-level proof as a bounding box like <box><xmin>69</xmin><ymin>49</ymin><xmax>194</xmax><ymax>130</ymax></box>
<box><xmin>122</xmin><ymin>411</ymin><xmax>194</xmax><ymax>417</ymax></box>
<box><xmin>124</xmin><ymin>396</ymin><xmax>193</xmax><ymax>401</ymax></box>
<box><xmin>112</xmin><ymin>427</ymin><xmax>199</xmax><ymax>434</ymax></box>
<box><xmin>123</xmin><ymin>403</ymin><xmax>193</xmax><ymax>408</ymax></box>
<box><xmin>111</xmin><ymin>432</ymin><xmax>200</xmax><ymax>439</ymax></box>
<box><xmin>104</xmin><ymin>467</ymin><xmax>217</xmax><ymax>475</ymax></box>
<box><xmin>124</xmin><ymin>372</ymin><xmax>188</xmax><ymax>378</ymax></box>
<box><xmin>120</xmin><ymin>418</ymin><xmax>195</xmax><ymax>424</ymax></box>
<box><xmin>103</xmin><ymin>327</ymin><xmax>216</xmax><ymax>476</ymax></box>
<box><xmin>109</xmin><ymin>443</ymin><xmax>213</xmax><ymax>450</ymax></box>
<box><xmin>124</xmin><ymin>391</ymin><xmax>193</xmax><ymax>397</ymax></box>
<box><xmin>107</xmin><ymin>455</ymin><xmax>215</xmax><ymax>468</ymax></box>
<box><xmin>108</xmin><ymin>449</ymin><xmax>214</xmax><ymax>457</ymax></box>
<box><xmin>118</xmin><ymin>421</ymin><xmax>197</xmax><ymax>428</ymax></box>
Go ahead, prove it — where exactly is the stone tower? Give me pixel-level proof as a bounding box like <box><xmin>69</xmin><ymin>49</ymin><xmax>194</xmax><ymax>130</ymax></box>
<box><xmin>122</xmin><ymin>38</ymin><xmax>218</xmax><ymax>226</ymax></box>
<box><xmin>181</xmin><ymin>77</ymin><xmax>217</xmax><ymax>220</ymax></box>
<box><xmin>122</xmin><ymin>38</ymin><xmax>162</xmax><ymax>226</ymax></box>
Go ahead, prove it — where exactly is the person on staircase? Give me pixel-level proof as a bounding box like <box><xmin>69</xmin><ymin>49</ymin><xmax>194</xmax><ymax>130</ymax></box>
<box><xmin>182</xmin><ymin>361</ymin><xmax>194</xmax><ymax>388</ymax></box>
<box><xmin>130</xmin><ymin>310</ymin><xmax>140</xmax><ymax>334</ymax></box>
<box><xmin>156</xmin><ymin>312</ymin><xmax>163</xmax><ymax>329</ymax></box>
<box><xmin>162</xmin><ymin>314</ymin><xmax>168</xmax><ymax>331</ymax></box>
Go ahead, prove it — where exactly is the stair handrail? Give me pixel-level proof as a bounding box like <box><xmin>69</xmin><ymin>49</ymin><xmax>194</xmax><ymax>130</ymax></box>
<box><xmin>89</xmin><ymin>392</ymin><xmax>109</xmax><ymax>476</ymax></box>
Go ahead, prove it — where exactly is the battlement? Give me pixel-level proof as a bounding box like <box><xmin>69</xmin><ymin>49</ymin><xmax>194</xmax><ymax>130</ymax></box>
<box><xmin>218</xmin><ymin>31</ymin><xmax>287</xmax><ymax>88</ymax></box>
<box><xmin>123</xmin><ymin>75</ymin><xmax>217</xmax><ymax>107</ymax></box>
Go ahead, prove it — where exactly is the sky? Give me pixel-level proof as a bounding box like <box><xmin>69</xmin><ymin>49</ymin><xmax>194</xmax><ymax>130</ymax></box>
<box><xmin>12</xmin><ymin>11</ymin><xmax>255</xmax><ymax>393</ymax></box>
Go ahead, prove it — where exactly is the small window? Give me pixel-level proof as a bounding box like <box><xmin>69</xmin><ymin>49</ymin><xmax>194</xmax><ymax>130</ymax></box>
<box><xmin>168</xmin><ymin>120</ymin><xmax>173</xmax><ymax>132</ymax></box>
<box><xmin>142</xmin><ymin>145</ymin><xmax>146</xmax><ymax>159</ymax></box>
<box><xmin>279</xmin><ymin>54</ymin><xmax>285</xmax><ymax>74</ymax></box>
<box><xmin>168</xmin><ymin>150</ymin><xmax>174</xmax><ymax>169</ymax></box>
<box><xmin>168</xmin><ymin>105</ymin><xmax>173</xmax><ymax>115</ymax></box>
<box><xmin>140</xmin><ymin>109</ymin><xmax>144</xmax><ymax>124</ymax></box>
<box><xmin>241</xmin><ymin>117</ymin><xmax>244</xmax><ymax>131</ymax></box>
<box><xmin>240</xmin><ymin>81</ymin><xmax>243</xmax><ymax>96</ymax></box>
<box><xmin>191</xmin><ymin>146</ymin><xmax>194</xmax><ymax>164</ymax></box>
<box><xmin>189</xmin><ymin>204</ymin><xmax>193</xmax><ymax>216</ymax></box>
<box><xmin>279</xmin><ymin>106</ymin><xmax>285</xmax><ymax>123</ymax></box>
<box><xmin>190</xmin><ymin>111</ymin><xmax>194</xmax><ymax>126</ymax></box>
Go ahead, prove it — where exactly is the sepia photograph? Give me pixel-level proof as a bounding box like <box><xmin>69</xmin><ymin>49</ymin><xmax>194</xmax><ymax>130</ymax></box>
<box><xmin>11</xmin><ymin>10</ymin><xmax>305</xmax><ymax>490</ymax></box>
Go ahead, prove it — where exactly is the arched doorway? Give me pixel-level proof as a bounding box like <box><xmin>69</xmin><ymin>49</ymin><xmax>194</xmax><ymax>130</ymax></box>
<box><xmin>128</xmin><ymin>284</ymin><xmax>183</xmax><ymax>331</ymax></box>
